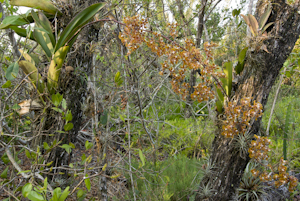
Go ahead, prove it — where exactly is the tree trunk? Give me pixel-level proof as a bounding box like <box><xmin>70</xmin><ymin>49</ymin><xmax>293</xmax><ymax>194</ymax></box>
<box><xmin>44</xmin><ymin>0</ymin><xmax>104</xmax><ymax>180</ymax></box>
<box><xmin>196</xmin><ymin>1</ymin><xmax>300</xmax><ymax>200</ymax></box>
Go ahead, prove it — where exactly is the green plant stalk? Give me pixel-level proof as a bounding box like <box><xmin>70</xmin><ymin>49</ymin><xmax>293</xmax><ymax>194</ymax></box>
<box><xmin>47</xmin><ymin>46</ymin><xmax>69</xmax><ymax>94</ymax></box>
<box><xmin>283</xmin><ymin>103</ymin><xmax>292</xmax><ymax>160</ymax></box>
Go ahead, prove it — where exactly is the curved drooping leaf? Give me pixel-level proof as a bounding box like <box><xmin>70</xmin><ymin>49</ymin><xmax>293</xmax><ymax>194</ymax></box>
<box><xmin>10</xmin><ymin>0</ymin><xmax>61</xmax><ymax>15</ymax></box>
<box><xmin>47</xmin><ymin>46</ymin><xmax>69</xmax><ymax>94</ymax></box>
<box><xmin>248</xmin><ymin>15</ymin><xmax>259</xmax><ymax>36</ymax></box>
<box><xmin>19</xmin><ymin>61</ymin><xmax>45</xmax><ymax>93</ymax></box>
<box><xmin>55</xmin><ymin>2</ymin><xmax>106</xmax><ymax>51</ymax></box>
<box><xmin>240</xmin><ymin>14</ymin><xmax>250</xmax><ymax>28</ymax></box>
<box><xmin>241</xmin><ymin>15</ymin><xmax>253</xmax><ymax>35</ymax></box>
<box><xmin>31</xmin><ymin>11</ymin><xmax>55</xmax><ymax>46</ymax></box>
<box><xmin>259</xmin><ymin>3</ymin><xmax>272</xmax><ymax>29</ymax></box>
<box><xmin>241</xmin><ymin>14</ymin><xmax>258</xmax><ymax>36</ymax></box>
<box><xmin>261</xmin><ymin>22</ymin><xmax>274</xmax><ymax>34</ymax></box>
<box><xmin>33</xmin><ymin>27</ymin><xmax>54</xmax><ymax>59</ymax></box>
<box><xmin>10</xmin><ymin>26</ymin><xmax>35</xmax><ymax>40</ymax></box>
<box><xmin>0</xmin><ymin>15</ymin><xmax>28</xmax><ymax>29</ymax></box>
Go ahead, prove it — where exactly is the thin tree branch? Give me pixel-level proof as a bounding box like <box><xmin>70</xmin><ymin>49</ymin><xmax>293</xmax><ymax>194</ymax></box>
<box><xmin>266</xmin><ymin>67</ymin><xmax>287</xmax><ymax>135</ymax></box>
<box><xmin>5</xmin><ymin>147</ymin><xmax>54</xmax><ymax>192</ymax></box>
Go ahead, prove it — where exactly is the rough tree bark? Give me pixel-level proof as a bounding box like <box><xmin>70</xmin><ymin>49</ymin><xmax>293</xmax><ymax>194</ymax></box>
<box><xmin>196</xmin><ymin>0</ymin><xmax>300</xmax><ymax>200</ymax></box>
<box><xmin>44</xmin><ymin>0</ymin><xmax>104</xmax><ymax>182</ymax></box>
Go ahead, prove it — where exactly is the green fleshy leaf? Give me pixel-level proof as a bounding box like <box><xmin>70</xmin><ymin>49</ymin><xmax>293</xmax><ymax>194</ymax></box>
<box><xmin>2</xmin><ymin>80</ymin><xmax>12</xmax><ymax>88</ymax></box>
<box><xmin>27</xmin><ymin>190</ymin><xmax>45</xmax><ymax>201</ymax></box>
<box><xmin>138</xmin><ymin>149</ymin><xmax>145</xmax><ymax>167</ymax></box>
<box><xmin>64</xmin><ymin>123</ymin><xmax>73</xmax><ymax>131</ymax></box>
<box><xmin>85</xmin><ymin>141</ymin><xmax>93</xmax><ymax>150</ymax></box>
<box><xmin>84</xmin><ymin>174</ymin><xmax>91</xmax><ymax>192</ymax></box>
<box><xmin>0</xmin><ymin>166</ymin><xmax>9</xmax><ymax>178</ymax></box>
<box><xmin>6</xmin><ymin>62</ymin><xmax>19</xmax><ymax>80</ymax></box>
<box><xmin>22</xmin><ymin>183</ymin><xmax>33</xmax><ymax>198</ymax></box>
<box><xmin>65</xmin><ymin>110</ymin><xmax>73</xmax><ymax>121</ymax></box>
<box><xmin>0</xmin><ymin>15</ymin><xmax>28</xmax><ymax>29</ymax></box>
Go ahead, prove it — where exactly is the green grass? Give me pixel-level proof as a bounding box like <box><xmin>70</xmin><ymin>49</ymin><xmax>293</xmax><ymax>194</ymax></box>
<box><xmin>262</xmin><ymin>83</ymin><xmax>300</xmax><ymax>170</ymax></box>
<box><xmin>157</xmin><ymin>117</ymin><xmax>214</xmax><ymax>157</ymax></box>
<box><xmin>125</xmin><ymin>155</ymin><xmax>204</xmax><ymax>201</ymax></box>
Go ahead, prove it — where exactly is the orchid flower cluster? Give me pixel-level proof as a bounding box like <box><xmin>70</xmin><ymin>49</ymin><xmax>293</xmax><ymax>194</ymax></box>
<box><xmin>119</xmin><ymin>15</ymin><xmax>298</xmax><ymax>192</ymax></box>
<box><xmin>119</xmin><ymin>15</ymin><xmax>224</xmax><ymax>101</ymax></box>
<box><xmin>222</xmin><ymin>97</ymin><xmax>263</xmax><ymax>138</ymax></box>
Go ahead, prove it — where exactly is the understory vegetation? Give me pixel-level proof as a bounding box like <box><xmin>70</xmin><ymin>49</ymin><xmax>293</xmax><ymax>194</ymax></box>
<box><xmin>1</xmin><ymin>0</ymin><xmax>300</xmax><ymax>200</ymax></box>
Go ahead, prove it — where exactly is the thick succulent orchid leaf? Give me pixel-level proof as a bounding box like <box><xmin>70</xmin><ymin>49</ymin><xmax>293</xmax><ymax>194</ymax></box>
<box><xmin>248</xmin><ymin>15</ymin><xmax>259</xmax><ymax>36</ymax></box>
<box><xmin>261</xmin><ymin>22</ymin><xmax>274</xmax><ymax>35</ymax></box>
<box><xmin>0</xmin><ymin>15</ymin><xmax>28</xmax><ymax>29</ymax></box>
<box><xmin>259</xmin><ymin>3</ymin><xmax>272</xmax><ymax>29</ymax></box>
<box><xmin>223</xmin><ymin>61</ymin><xmax>232</xmax><ymax>97</ymax></box>
<box><xmin>235</xmin><ymin>47</ymin><xmax>248</xmax><ymax>75</ymax></box>
<box><xmin>55</xmin><ymin>2</ymin><xmax>106</xmax><ymax>51</ymax></box>
<box><xmin>33</xmin><ymin>27</ymin><xmax>54</xmax><ymax>59</ymax></box>
<box><xmin>31</xmin><ymin>11</ymin><xmax>55</xmax><ymax>46</ymax></box>
<box><xmin>214</xmin><ymin>84</ymin><xmax>224</xmax><ymax>113</ymax></box>
<box><xmin>241</xmin><ymin>14</ymin><xmax>258</xmax><ymax>36</ymax></box>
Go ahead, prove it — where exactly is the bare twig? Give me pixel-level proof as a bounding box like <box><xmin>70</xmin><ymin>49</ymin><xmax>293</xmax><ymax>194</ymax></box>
<box><xmin>5</xmin><ymin>71</ymin><xmax>36</xmax><ymax>102</ymax></box>
<box><xmin>5</xmin><ymin>147</ymin><xmax>54</xmax><ymax>192</ymax></box>
<box><xmin>122</xmin><ymin>44</ymin><xmax>137</xmax><ymax>201</ymax></box>
<box><xmin>3</xmin><ymin>188</ymin><xmax>21</xmax><ymax>201</ymax></box>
